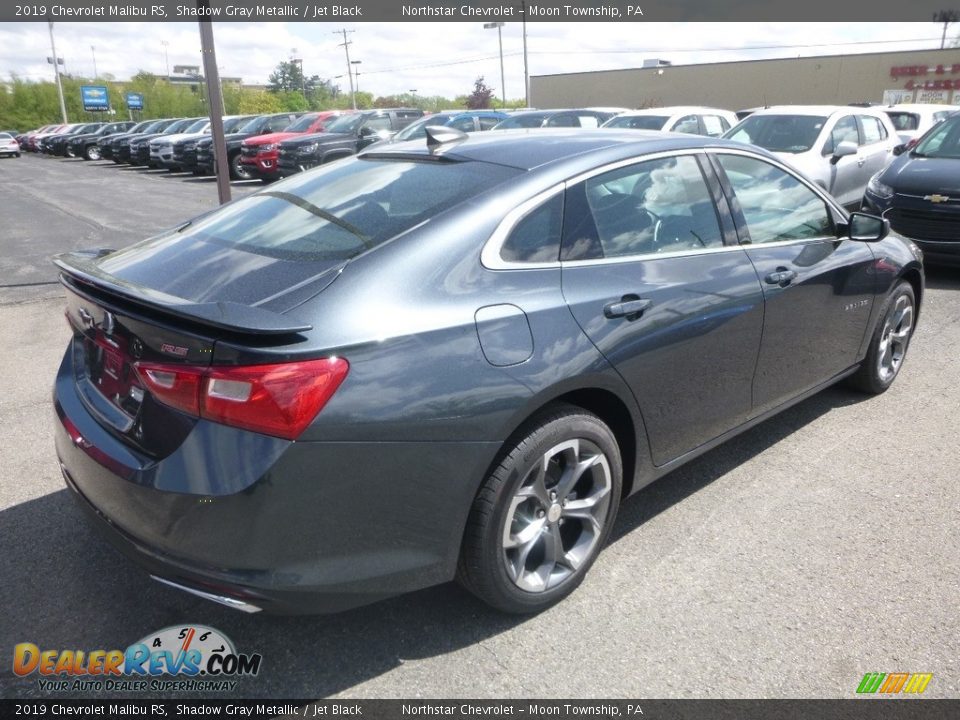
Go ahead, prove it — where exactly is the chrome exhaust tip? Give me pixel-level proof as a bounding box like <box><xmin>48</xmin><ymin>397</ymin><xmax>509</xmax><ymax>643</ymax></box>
<box><xmin>151</xmin><ymin>575</ymin><xmax>262</xmax><ymax>614</ymax></box>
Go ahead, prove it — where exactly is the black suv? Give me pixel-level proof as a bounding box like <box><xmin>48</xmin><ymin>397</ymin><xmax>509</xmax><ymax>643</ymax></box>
<box><xmin>67</xmin><ymin>122</ymin><xmax>135</xmax><ymax>160</ymax></box>
<box><xmin>277</xmin><ymin>108</ymin><xmax>424</xmax><ymax>176</ymax></box>
<box><xmin>194</xmin><ymin>113</ymin><xmax>301</xmax><ymax>180</ymax></box>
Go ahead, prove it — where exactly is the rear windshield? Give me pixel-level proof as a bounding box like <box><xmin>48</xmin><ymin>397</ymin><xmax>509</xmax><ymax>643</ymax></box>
<box><xmin>604</xmin><ymin>115</ymin><xmax>669</xmax><ymax>130</ymax></box>
<box><xmin>885</xmin><ymin>112</ymin><xmax>919</xmax><ymax>131</ymax></box>
<box><xmin>724</xmin><ymin>114</ymin><xmax>827</xmax><ymax>153</ymax></box>
<box><xmin>172</xmin><ymin>157</ymin><xmax>521</xmax><ymax>262</ymax></box>
<box><xmin>495</xmin><ymin>114</ymin><xmax>548</xmax><ymax>129</ymax></box>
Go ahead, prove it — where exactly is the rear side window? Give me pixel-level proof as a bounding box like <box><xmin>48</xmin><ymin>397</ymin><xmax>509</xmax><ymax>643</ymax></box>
<box><xmin>365</xmin><ymin>116</ymin><xmax>392</xmax><ymax>132</ymax></box>
<box><xmin>478</xmin><ymin>116</ymin><xmax>501</xmax><ymax>130</ymax></box>
<box><xmin>562</xmin><ymin>155</ymin><xmax>723</xmax><ymax>261</ymax></box>
<box><xmin>449</xmin><ymin>116</ymin><xmax>477</xmax><ymax>132</ymax></box>
<box><xmin>171</xmin><ymin>158</ymin><xmax>520</xmax><ymax>262</ymax></box>
<box><xmin>577</xmin><ymin>115</ymin><xmax>600</xmax><ymax>129</ymax></box>
<box><xmin>501</xmin><ymin>193</ymin><xmax>563</xmax><ymax>263</ymax></box>
<box><xmin>859</xmin><ymin>115</ymin><xmax>884</xmax><ymax>144</ymax></box>
<box><xmin>546</xmin><ymin>114</ymin><xmax>579</xmax><ymax>128</ymax></box>
<box><xmin>701</xmin><ymin>115</ymin><xmax>729</xmax><ymax>137</ymax></box>
<box><xmin>886</xmin><ymin>112</ymin><xmax>919</xmax><ymax>131</ymax></box>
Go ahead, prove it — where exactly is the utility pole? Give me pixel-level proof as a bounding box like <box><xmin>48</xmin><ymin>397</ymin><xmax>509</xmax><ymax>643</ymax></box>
<box><xmin>161</xmin><ymin>40</ymin><xmax>170</xmax><ymax>79</ymax></box>
<box><xmin>334</xmin><ymin>29</ymin><xmax>357</xmax><ymax>110</ymax></box>
<box><xmin>91</xmin><ymin>45</ymin><xmax>98</xmax><ymax>79</ymax></box>
<box><xmin>520</xmin><ymin>1</ymin><xmax>530</xmax><ymax>106</ymax></box>
<box><xmin>197</xmin><ymin>1</ymin><xmax>230</xmax><ymax>205</ymax></box>
<box><xmin>484</xmin><ymin>22</ymin><xmax>506</xmax><ymax>107</ymax></box>
<box><xmin>47</xmin><ymin>22</ymin><xmax>68</xmax><ymax>123</ymax></box>
<box><xmin>933</xmin><ymin>10</ymin><xmax>959</xmax><ymax>49</ymax></box>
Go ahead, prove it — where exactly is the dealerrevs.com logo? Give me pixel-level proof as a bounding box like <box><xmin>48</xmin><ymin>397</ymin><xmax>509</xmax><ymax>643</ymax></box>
<box><xmin>13</xmin><ymin>625</ymin><xmax>262</xmax><ymax>692</ymax></box>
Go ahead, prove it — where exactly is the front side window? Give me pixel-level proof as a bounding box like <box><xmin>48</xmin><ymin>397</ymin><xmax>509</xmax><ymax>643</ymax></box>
<box><xmin>364</xmin><ymin>116</ymin><xmax>393</xmax><ymax>132</ymax></box>
<box><xmin>545</xmin><ymin>114</ymin><xmax>579</xmax><ymax>128</ymax></box>
<box><xmin>716</xmin><ymin>154</ymin><xmax>834</xmax><ymax>244</ymax></box>
<box><xmin>449</xmin><ymin>116</ymin><xmax>478</xmax><ymax>132</ymax></box>
<box><xmin>701</xmin><ymin>115</ymin><xmax>729</xmax><ymax>137</ymax></box>
<box><xmin>478</xmin><ymin>116</ymin><xmax>501</xmax><ymax>130</ymax></box>
<box><xmin>562</xmin><ymin>155</ymin><xmax>723</xmax><ymax>261</ymax></box>
<box><xmin>825</xmin><ymin>115</ymin><xmax>859</xmax><ymax>154</ymax></box>
<box><xmin>605</xmin><ymin>115</ymin><xmax>670</xmax><ymax>130</ymax></box>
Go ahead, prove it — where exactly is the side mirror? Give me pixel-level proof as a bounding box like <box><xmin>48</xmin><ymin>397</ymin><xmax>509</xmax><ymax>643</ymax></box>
<box><xmin>846</xmin><ymin>212</ymin><xmax>889</xmax><ymax>242</ymax></box>
<box><xmin>830</xmin><ymin>140</ymin><xmax>858</xmax><ymax>165</ymax></box>
<box><xmin>892</xmin><ymin>143</ymin><xmax>906</xmax><ymax>156</ymax></box>
<box><xmin>358</xmin><ymin>126</ymin><xmax>376</xmax><ymax>137</ymax></box>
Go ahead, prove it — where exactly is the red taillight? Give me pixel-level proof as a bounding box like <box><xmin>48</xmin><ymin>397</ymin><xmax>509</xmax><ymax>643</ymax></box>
<box><xmin>134</xmin><ymin>358</ymin><xmax>348</xmax><ymax>440</ymax></box>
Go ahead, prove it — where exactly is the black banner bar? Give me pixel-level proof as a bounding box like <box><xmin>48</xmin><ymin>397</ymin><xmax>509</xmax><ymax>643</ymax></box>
<box><xmin>1</xmin><ymin>0</ymin><xmax>958</xmax><ymax>22</ymax></box>
<box><xmin>2</xmin><ymin>700</ymin><xmax>960</xmax><ymax>719</ymax></box>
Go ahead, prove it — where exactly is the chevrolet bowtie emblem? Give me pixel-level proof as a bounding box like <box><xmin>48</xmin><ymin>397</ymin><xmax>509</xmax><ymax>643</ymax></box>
<box><xmin>924</xmin><ymin>194</ymin><xmax>950</xmax><ymax>203</ymax></box>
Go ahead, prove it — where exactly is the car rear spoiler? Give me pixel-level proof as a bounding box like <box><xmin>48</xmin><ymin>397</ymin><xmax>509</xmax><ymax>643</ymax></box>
<box><xmin>54</xmin><ymin>250</ymin><xmax>313</xmax><ymax>336</ymax></box>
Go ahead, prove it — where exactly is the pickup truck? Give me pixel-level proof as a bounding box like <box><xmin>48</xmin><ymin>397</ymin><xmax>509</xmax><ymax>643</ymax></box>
<box><xmin>276</xmin><ymin>108</ymin><xmax>423</xmax><ymax>177</ymax></box>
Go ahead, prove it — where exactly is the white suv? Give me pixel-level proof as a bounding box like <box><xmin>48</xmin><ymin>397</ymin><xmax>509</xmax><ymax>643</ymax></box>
<box><xmin>723</xmin><ymin>105</ymin><xmax>899</xmax><ymax>209</ymax></box>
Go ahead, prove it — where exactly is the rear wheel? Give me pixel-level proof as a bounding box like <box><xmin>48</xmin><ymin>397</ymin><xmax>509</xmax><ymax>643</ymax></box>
<box><xmin>848</xmin><ymin>281</ymin><xmax>916</xmax><ymax>394</ymax></box>
<box><xmin>458</xmin><ymin>405</ymin><xmax>622</xmax><ymax>614</ymax></box>
<box><xmin>84</xmin><ymin>145</ymin><xmax>101</xmax><ymax>161</ymax></box>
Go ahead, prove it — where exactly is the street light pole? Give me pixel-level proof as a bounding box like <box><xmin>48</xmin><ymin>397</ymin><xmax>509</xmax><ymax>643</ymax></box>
<box><xmin>521</xmin><ymin>1</ymin><xmax>530</xmax><ymax>106</ymax></box>
<box><xmin>351</xmin><ymin>60</ymin><xmax>362</xmax><ymax>95</ymax></box>
<box><xmin>160</xmin><ymin>40</ymin><xmax>171</xmax><ymax>79</ymax></box>
<box><xmin>933</xmin><ymin>10</ymin><xmax>959</xmax><ymax>49</ymax></box>
<box><xmin>483</xmin><ymin>22</ymin><xmax>506</xmax><ymax>107</ymax></box>
<box><xmin>90</xmin><ymin>45</ymin><xmax>98</xmax><ymax>79</ymax></box>
<box><xmin>47</xmin><ymin>22</ymin><xmax>68</xmax><ymax>123</ymax></box>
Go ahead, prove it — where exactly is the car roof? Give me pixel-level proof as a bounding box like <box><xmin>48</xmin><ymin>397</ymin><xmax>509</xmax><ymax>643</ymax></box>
<box><xmin>617</xmin><ymin>106</ymin><xmax>733</xmax><ymax>116</ymax></box>
<box><xmin>363</xmin><ymin>128</ymin><xmax>758</xmax><ymax>172</ymax></box>
<box><xmin>750</xmin><ymin>105</ymin><xmax>891</xmax><ymax>119</ymax></box>
<box><xmin>884</xmin><ymin>104</ymin><xmax>952</xmax><ymax>112</ymax></box>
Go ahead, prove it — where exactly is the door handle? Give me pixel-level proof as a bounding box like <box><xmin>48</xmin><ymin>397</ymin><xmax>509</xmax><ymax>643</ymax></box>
<box><xmin>604</xmin><ymin>297</ymin><xmax>652</xmax><ymax>319</ymax></box>
<box><xmin>764</xmin><ymin>268</ymin><xmax>797</xmax><ymax>287</ymax></box>
<box><xmin>857</xmin><ymin>158</ymin><xmax>866</xmax><ymax>167</ymax></box>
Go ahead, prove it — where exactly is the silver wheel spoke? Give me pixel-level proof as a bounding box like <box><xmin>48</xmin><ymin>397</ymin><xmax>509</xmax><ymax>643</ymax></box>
<box><xmin>501</xmin><ymin>436</ymin><xmax>612</xmax><ymax>594</ymax></box>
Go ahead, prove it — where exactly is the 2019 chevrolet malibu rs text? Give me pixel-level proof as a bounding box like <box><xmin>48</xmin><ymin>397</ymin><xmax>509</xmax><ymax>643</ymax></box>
<box><xmin>53</xmin><ymin>129</ymin><xmax>923</xmax><ymax>615</ymax></box>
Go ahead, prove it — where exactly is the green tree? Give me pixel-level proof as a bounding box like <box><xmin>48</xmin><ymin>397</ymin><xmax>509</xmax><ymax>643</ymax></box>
<box><xmin>465</xmin><ymin>76</ymin><xmax>495</xmax><ymax>110</ymax></box>
<box><xmin>268</xmin><ymin>60</ymin><xmax>306</xmax><ymax>94</ymax></box>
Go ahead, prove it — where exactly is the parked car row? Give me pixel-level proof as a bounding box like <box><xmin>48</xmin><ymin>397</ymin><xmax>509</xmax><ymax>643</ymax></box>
<box><xmin>17</xmin><ymin>101</ymin><xmax>958</xmax><ymax>264</ymax></box>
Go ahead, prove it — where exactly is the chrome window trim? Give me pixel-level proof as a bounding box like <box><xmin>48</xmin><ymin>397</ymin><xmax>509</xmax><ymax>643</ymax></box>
<box><xmin>480</xmin><ymin>146</ymin><xmax>846</xmax><ymax>272</ymax></box>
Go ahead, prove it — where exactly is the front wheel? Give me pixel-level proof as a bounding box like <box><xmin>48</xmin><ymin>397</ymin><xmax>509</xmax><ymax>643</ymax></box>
<box><xmin>848</xmin><ymin>281</ymin><xmax>916</xmax><ymax>394</ymax></box>
<box><xmin>229</xmin><ymin>152</ymin><xmax>252</xmax><ymax>181</ymax></box>
<box><xmin>458</xmin><ymin>405</ymin><xmax>622</xmax><ymax>614</ymax></box>
<box><xmin>84</xmin><ymin>145</ymin><xmax>100</xmax><ymax>161</ymax></box>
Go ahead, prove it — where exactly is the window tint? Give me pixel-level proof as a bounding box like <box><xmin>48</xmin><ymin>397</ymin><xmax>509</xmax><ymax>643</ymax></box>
<box><xmin>365</xmin><ymin>116</ymin><xmax>392</xmax><ymax>132</ymax></box>
<box><xmin>671</xmin><ymin>115</ymin><xmax>700</xmax><ymax>134</ymax></box>
<box><xmin>606</xmin><ymin>115</ymin><xmax>669</xmax><ymax>130</ymax></box>
<box><xmin>716</xmin><ymin>154</ymin><xmax>834</xmax><ymax>244</ymax></box>
<box><xmin>725</xmin><ymin>114</ymin><xmax>827</xmax><ymax>153</ymax></box>
<box><xmin>478</xmin><ymin>116</ymin><xmax>501</xmax><ymax>130</ymax></box>
<box><xmin>546</xmin><ymin>114</ymin><xmax>579</xmax><ymax>128</ymax></box>
<box><xmin>449</xmin><ymin>116</ymin><xmax>477</xmax><ymax>132</ymax></box>
<box><xmin>826</xmin><ymin>115</ymin><xmax>859</xmax><ymax>154</ymax></box>
<box><xmin>501</xmin><ymin>193</ymin><xmax>563</xmax><ymax>263</ymax></box>
<box><xmin>562</xmin><ymin>155</ymin><xmax>723</xmax><ymax>261</ymax></box>
<box><xmin>174</xmin><ymin>158</ymin><xmax>520</xmax><ymax>262</ymax></box>
<box><xmin>859</xmin><ymin>115</ymin><xmax>883</xmax><ymax>144</ymax></box>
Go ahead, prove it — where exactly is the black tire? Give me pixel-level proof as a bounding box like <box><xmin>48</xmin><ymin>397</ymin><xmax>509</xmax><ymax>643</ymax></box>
<box><xmin>84</xmin><ymin>145</ymin><xmax>100</xmax><ymax>161</ymax></box>
<box><xmin>229</xmin><ymin>151</ymin><xmax>251</xmax><ymax>181</ymax></box>
<box><xmin>848</xmin><ymin>280</ymin><xmax>916</xmax><ymax>395</ymax></box>
<box><xmin>458</xmin><ymin>404</ymin><xmax>622</xmax><ymax>614</ymax></box>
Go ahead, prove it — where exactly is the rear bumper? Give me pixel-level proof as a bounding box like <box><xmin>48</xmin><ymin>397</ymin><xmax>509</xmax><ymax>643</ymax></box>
<box><xmin>53</xmin><ymin>346</ymin><xmax>494</xmax><ymax>614</ymax></box>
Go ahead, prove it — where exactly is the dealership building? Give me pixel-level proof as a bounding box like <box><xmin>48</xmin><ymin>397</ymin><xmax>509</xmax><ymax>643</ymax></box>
<box><xmin>530</xmin><ymin>48</ymin><xmax>960</xmax><ymax>111</ymax></box>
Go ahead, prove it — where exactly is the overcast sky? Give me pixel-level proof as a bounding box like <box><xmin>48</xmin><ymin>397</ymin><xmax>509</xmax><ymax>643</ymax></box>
<box><xmin>0</xmin><ymin>22</ymin><xmax>950</xmax><ymax>100</ymax></box>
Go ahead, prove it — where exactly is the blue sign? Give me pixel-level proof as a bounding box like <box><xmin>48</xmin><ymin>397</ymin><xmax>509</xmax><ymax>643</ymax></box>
<box><xmin>80</xmin><ymin>85</ymin><xmax>109</xmax><ymax>112</ymax></box>
<box><xmin>125</xmin><ymin>92</ymin><xmax>144</xmax><ymax>110</ymax></box>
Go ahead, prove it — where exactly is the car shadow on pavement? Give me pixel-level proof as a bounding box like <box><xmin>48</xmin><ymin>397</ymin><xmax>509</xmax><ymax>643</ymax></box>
<box><xmin>923</xmin><ymin>266</ymin><xmax>960</xmax><ymax>292</ymax></box>
<box><xmin>0</xmin><ymin>385</ymin><xmax>866</xmax><ymax>700</ymax></box>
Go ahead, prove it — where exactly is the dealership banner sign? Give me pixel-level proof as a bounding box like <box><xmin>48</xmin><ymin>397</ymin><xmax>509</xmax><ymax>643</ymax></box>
<box><xmin>3</xmin><ymin>0</ymin><xmax>956</xmax><ymax>22</ymax></box>
<box><xmin>125</xmin><ymin>92</ymin><xmax>144</xmax><ymax>110</ymax></box>
<box><xmin>80</xmin><ymin>85</ymin><xmax>109</xmax><ymax>112</ymax></box>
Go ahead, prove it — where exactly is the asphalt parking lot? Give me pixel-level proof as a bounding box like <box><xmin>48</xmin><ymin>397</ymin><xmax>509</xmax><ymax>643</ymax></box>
<box><xmin>0</xmin><ymin>154</ymin><xmax>958</xmax><ymax>700</ymax></box>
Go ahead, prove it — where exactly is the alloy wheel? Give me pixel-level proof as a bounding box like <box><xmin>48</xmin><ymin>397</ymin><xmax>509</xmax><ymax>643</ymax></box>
<box><xmin>877</xmin><ymin>294</ymin><xmax>913</xmax><ymax>382</ymax></box>
<box><xmin>501</xmin><ymin>439</ymin><xmax>612</xmax><ymax>593</ymax></box>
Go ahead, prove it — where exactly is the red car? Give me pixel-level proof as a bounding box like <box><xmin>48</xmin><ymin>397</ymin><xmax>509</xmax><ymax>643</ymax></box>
<box><xmin>240</xmin><ymin>111</ymin><xmax>346</xmax><ymax>182</ymax></box>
